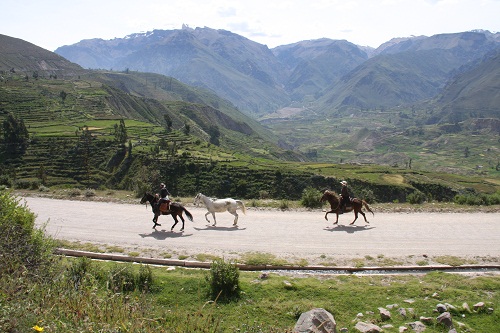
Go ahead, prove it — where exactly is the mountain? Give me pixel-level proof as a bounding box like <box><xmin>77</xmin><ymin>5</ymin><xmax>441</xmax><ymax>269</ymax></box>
<box><xmin>56</xmin><ymin>28</ymin><xmax>500</xmax><ymax>120</ymax></box>
<box><xmin>56</xmin><ymin>27</ymin><xmax>290</xmax><ymax>117</ymax></box>
<box><xmin>272</xmin><ymin>38</ymin><xmax>369</xmax><ymax>101</ymax></box>
<box><xmin>317</xmin><ymin>31</ymin><xmax>500</xmax><ymax>112</ymax></box>
<box><xmin>0</xmin><ymin>34</ymin><xmax>84</xmax><ymax>76</ymax></box>
<box><xmin>0</xmin><ymin>34</ymin><xmax>298</xmax><ymax>161</ymax></box>
<box><xmin>428</xmin><ymin>49</ymin><xmax>500</xmax><ymax>125</ymax></box>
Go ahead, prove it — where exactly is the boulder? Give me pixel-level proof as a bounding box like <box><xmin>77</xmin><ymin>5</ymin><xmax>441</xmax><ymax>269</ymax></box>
<box><xmin>436</xmin><ymin>312</ymin><xmax>453</xmax><ymax>329</ymax></box>
<box><xmin>378</xmin><ymin>307</ymin><xmax>391</xmax><ymax>321</ymax></box>
<box><xmin>408</xmin><ymin>321</ymin><xmax>426</xmax><ymax>332</ymax></box>
<box><xmin>354</xmin><ymin>321</ymin><xmax>382</xmax><ymax>333</ymax></box>
<box><xmin>294</xmin><ymin>308</ymin><xmax>337</xmax><ymax>333</ymax></box>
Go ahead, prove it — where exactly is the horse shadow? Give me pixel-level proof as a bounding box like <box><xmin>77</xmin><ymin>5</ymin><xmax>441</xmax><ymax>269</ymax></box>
<box><xmin>194</xmin><ymin>225</ymin><xmax>247</xmax><ymax>232</ymax></box>
<box><xmin>324</xmin><ymin>224</ymin><xmax>375</xmax><ymax>234</ymax></box>
<box><xmin>139</xmin><ymin>229</ymin><xmax>193</xmax><ymax>240</ymax></box>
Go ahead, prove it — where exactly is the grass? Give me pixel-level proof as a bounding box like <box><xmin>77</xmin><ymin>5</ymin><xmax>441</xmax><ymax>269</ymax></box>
<box><xmin>5</xmin><ymin>258</ymin><xmax>499</xmax><ymax>332</ymax></box>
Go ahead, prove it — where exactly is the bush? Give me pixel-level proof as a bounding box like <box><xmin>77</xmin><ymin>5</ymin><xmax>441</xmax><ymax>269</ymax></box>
<box><xmin>407</xmin><ymin>190</ymin><xmax>427</xmax><ymax>204</ymax></box>
<box><xmin>206</xmin><ymin>258</ymin><xmax>240</xmax><ymax>302</ymax></box>
<box><xmin>454</xmin><ymin>192</ymin><xmax>500</xmax><ymax>206</ymax></box>
<box><xmin>300</xmin><ymin>186</ymin><xmax>322</xmax><ymax>208</ymax></box>
<box><xmin>0</xmin><ymin>191</ymin><xmax>55</xmax><ymax>277</ymax></box>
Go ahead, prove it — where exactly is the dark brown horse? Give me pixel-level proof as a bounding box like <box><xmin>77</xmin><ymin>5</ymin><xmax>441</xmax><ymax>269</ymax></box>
<box><xmin>140</xmin><ymin>193</ymin><xmax>193</xmax><ymax>230</ymax></box>
<box><xmin>320</xmin><ymin>190</ymin><xmax>374</xmax><ymax>225</ymax></box>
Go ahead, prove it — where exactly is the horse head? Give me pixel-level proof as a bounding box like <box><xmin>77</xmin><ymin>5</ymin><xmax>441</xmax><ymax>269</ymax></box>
<box><xmin>140</xmin><ymin>192</ymin><xmax>154</xmax><ymax>205</ymax></box>
<box><xmin>320</xmin><ymin>190</ymin><xmax>339</xmax><ymax>204</ymax></box>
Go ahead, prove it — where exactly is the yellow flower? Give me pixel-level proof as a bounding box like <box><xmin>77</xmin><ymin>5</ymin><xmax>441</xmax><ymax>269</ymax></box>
<box><xmin>33</xmin><ymin>325</ymin><xmax>44</xmax><ymax>332</ymax></box>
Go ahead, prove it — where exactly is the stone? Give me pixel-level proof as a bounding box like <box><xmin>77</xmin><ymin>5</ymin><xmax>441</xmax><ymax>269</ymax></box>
<box><xmin>294</xmin><ymin>308</ymin><xmax>337</xmax><ymax>333</ymax></box>
<box><xmin>473</xmin><ymin>302</ymin><xmax>485</xmax><ymax>311</ymax></box>
<box><xmin>461</xmin><ymin>302</ymin><xmax>471</xmax><ymax>313</ymax></box>
<box><xmin>399</xmin><ymin>326</ymin><xmax>408</xmax><ymax>332</ymax></box>
<box><xmin>398</xmin><ymin>308</ymin><xmax>407</xmax><ymax>318</ymax></box>
<box><xmin>419</xmin><ymin>316</ymin><xmax>433</xmax><ymax>324</ymax></box>
<box><xmin>354</xmin><ymin>321</ymin><xmax>382</xmax><ymax>333</ymax></box>
<box><xmin>408</xmin><ymin>321</ymin><xmax>426</xmax><ymax>332</ymax></box>
<box><xmin>436</xmin><ymin>312</ymin><xmax>453</xmax><ymax>329</ymax></box>
<box><xmin>386</xmin><ymin>304</ymin><xmax>399</xmax><ymax>309</ymax></box>
<box><xmin>436</xmin><ymin>303</ymin><xmax>447</xmax><ymax>313</ymax></box>
<box><xmin>378</xmin><ymin>307</ymin><xmax>391</xmax><ymax>321</ymax></box>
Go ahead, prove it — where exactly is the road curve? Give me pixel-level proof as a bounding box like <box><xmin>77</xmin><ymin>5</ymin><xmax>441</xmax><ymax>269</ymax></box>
<box><xmin>24</xmin><ymin>196</ymin><xmax>500</xmax><ymax>263</ymax></box>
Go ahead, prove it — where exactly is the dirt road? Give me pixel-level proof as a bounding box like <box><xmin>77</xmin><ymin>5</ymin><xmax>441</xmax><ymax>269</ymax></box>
<box><xmin>25</xmin><ymin>196</ymin><xmax>500</xmax><ymax>265</ymax></box>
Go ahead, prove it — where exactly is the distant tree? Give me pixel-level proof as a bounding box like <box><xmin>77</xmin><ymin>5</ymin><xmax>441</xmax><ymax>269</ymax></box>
<box><xmin>464</xmin><ymin>146</ymin><xmax>470</xmax><ymax>158</ymax></box>
<box><xmin>207</xmin><ymin>125</ymin><xmax>220</xmax><ymax>146</ymax></box>
<box><xmin>183</xmin><ymin>123</ymin><xmax>190</xmax><ymax>136</ymax></box>
<box><xmin>113</xmin><ymin>119</ymin><xmax>127</xmax><ymax>145</ymax></box>
<box><xmin>60</xmin><ymin>90</ymin><xmax>67</xmax><ymax>104</ymax></box>
<box><xmin>79</xmin><ymin>126</ymin><xmax>93</xmax><ymax>186</ymax></box>
<box><xmin>2</xmin><ymin>113</ymin><xmax>29</xmax><ymax>154</ymax></box>
<box><xmin>164</xmin><ymin>114</ymin><xmax>172</xmax><ymax>131</ymax></box>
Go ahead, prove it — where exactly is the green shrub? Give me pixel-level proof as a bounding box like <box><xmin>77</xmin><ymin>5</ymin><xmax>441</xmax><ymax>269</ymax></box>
<box><xmin>0</xmin><ymin>192</ymin><xmax>55</xmax><ymax>277</ymax></box>
<box><xmin>407</xmin><ymin>190</ymin><xmax>427</xmax><ymax>204</ymax></box>
<box><xmin>108</xmin><ymin>264</ymin><xmax>137</xmax><ymax>292</ymax></box>
<box><xmin>454</xmin><ymin>192</ymin><xmax>500</xmax><ymax>206</ymax></box>
<box><xmin>279</xmin><ymin>199</ymin><xmax>289</xmax><ymax>210</ymax></box>
<box><xmin>300</xmin><ymin>186</ymin><xmax>322</xmax><ymax>208</ymax></box>
<box><xmin>206</xmin><ymin>258</ymin><xmax>240</xmax><ymax>302</ymax></box>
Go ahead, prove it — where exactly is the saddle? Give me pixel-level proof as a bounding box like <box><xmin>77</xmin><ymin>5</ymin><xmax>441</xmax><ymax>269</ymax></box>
<box><xmin>158</xmin><ymin>200</ymin><xmax>171</xmax><ymax>213</ymax></box>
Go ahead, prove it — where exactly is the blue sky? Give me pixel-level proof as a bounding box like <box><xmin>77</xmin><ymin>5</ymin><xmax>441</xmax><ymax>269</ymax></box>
<box><xmin>2</xmin><ymin>0</ymin><xmax>500</xmax><ymax>51</ymax></box>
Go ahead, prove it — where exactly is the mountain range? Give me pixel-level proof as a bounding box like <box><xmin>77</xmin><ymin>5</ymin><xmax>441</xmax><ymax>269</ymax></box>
<box><xmin>55</xmin><ymin>27</ymin><xmax>500</xmax><ymax>119</ymax></box>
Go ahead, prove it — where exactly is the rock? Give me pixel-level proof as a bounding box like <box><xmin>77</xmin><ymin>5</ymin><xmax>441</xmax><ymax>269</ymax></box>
<box><xmin>378</xmin><ymin>307</ymin><xmax>391</xmax><ymax>321</ymax></box>
<box><xmin>259</xmin><ymin>272</ymin><xmax>269</xmax><ymax>279</ymax></box>
<box><xmin>436</xmin><ymin>303</ymin><xmax>447</xmax><ymax>313</ymax></box>
<box><xmin>294</xmin><ymin>308</ymin><xmax>337</xmax><ymax>333</ymax></box>
<box><xmin>444</xmin><ymin>303</ymin><xmax>457</xmax><ymax>313</ymax></box>
<box><xmin>354</xmin><ymin>321</ymin><xmax>382</xmax><ymax>333</ymax></box>
<box><xmin>431</xmin><ymin>292</ymin><xmax>439</xmax><ymax>298</ymax></box>
<box><xmin>404</xmin><ymin>299</ymin><xmax>415</xmax><ymax>304</ymax></box>
<box><xmin>408</xmin><ymin>321</ymin><xmax>426</xmax><ymax>332</ymax></box>
<box><xmin>473</xmin><ymin>302</ymin><xmax>485</xmax><ymax>311</ymax></box>
<box><xmin>386</xmin><ymin>304</ymin><xmax>398</xmax><ymax>309</ymax></box>
<box><xmin>462</xmin><ymin>302</ymin><xmax>471</xmax><ymax>313</ymax></box>
<box><xmin>381</xmin><ymin>324</ymin><xmax>394</xmax><ymax>329</ymax></box>
<box><xmin>398</xmin><ymin>308</ymin><xmax>407</xmax><ymax>318</ymax></box>
<box><xmin>340</xmin><ymin>328</ymin><xmax>348</xmax><ymax>333</ymax></box>
<box><xmin>283</xmin><ymin>280</ymin><xmax>295</xmax><ymax>290</ymax></box>
<box><xmin>399</xmin><ymin>326</ymin><xmax>408</xmax><ymax>332</ymax></box>
<box><xmin>448</xmin><ymin>329</ymin><xmax>457</xmax><ymax>333</ymax></box>
<box><xmin>419</xmin><ymin>316</ymin><xmax>433</xmax><ymax>324</ymax></box>
<box><xmin>486</xmin><ymin>307</ymin><xmax>494</xmax><ymax>314</ymax></box>
<box><xmin>436</xmin><ymin>312</ymin><xmax>453</xmax><ymax>329</ymax></box>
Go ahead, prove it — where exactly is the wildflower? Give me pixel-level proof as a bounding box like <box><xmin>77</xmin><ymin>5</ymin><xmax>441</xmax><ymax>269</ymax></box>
<box><xmin>33</xmin><ymin>325</ymin><xmax>44</xmax><ymax>332</ymax></box>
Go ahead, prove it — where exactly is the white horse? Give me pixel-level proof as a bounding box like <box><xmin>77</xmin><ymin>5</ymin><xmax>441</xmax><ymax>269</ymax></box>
<box><xmin>193</xmin><ymin>193</ymin><xmax>246</xmax><ymax>226</ymax></box>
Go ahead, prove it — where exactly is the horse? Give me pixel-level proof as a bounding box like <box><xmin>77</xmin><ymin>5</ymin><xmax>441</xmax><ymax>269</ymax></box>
<box><xmin>140</xmin><ymin>192</ymin><xmax>193</xmax><ymax>231</ymax></box>
<box><xmin>193</xmin><ymin>193</ymin><xmax>246</xmax><ymax>226</ymax></box>
<box><xmin>320</xmin><ymin>190</ymin><xmax>374</xmax><ymax>225</ymax></box>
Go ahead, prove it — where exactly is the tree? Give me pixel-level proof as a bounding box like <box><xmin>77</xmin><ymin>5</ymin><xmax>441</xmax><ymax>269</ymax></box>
<box><xmin>163</xmin><ymin>114</ymin><xmax>172</xmax><ymax>131</ymax></box>
<box><xmin>207</xmin><ymin>125</ymin><xmax>220</xmax><ymax>146</ymax></box>
<box><xmin>2</xmin><ymin>113</ymin><xmax>29</xmax><ymax>154</ymax></box>
<box><xmin>113</xmin><ymin>119</ymin><xmax>127</xmax><ymax>145</ymax></box>
<box><xmin>183</xmin><ymin>123</ymin><xmax>190</xmax><ymax>136</ymax></box>
<box><xmin>59</xmin><ymin>90</ymin><xmax>67</xmax><ymax>104</ymax></box>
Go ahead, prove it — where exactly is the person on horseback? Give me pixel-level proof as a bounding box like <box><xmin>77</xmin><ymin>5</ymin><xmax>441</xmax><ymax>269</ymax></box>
<box><xmin>339</xmin><ymin>180</ymin><xmax>351</xmax><ymax>214</ymax></box>
<box><xmin>156</xmin><ymin>182</ymin><xmax>172</xmax><ymax>214</ymax></box>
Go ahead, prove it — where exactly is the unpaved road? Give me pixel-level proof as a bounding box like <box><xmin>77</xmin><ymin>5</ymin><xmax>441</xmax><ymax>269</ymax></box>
<box><xmin>24</xmin><ymin>196</ymin><xmax>500</xmax><ymax>265</ymax></box>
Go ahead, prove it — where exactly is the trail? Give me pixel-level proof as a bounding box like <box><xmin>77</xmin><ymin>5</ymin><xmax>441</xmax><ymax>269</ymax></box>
<box><xmin>25</xmin><ymin>196</ymin><xmax>500</xmax><ymax>264</ymax></box>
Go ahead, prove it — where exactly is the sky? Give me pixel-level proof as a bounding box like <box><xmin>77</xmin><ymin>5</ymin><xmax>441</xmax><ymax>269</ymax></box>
<box><xmin>2</xmin><ymin>0</ymin><xmax>500</xmax><ymax>51</ymax></box>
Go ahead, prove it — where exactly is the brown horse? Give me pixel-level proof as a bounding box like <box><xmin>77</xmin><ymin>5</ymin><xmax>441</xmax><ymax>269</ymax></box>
<box><xmin>140</xmin><ymin>193</ymin><xmax>193</xmax><ymax>230</ymax></box>
<box><xmin>320</xmin><ymin>190</ymin><xmax>374</xmax><ymax>225</ymax></box>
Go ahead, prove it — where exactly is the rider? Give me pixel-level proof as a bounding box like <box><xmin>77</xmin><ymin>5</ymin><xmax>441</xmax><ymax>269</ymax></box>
<box><xmin>339</xmin><ymin>180</ymin><xmax>351</xmax><ymax>214</ymax></box>
<box><xmin>156</xmin><ymin>182</ymin><xmax>172</xmax><ymax>214</ymax></box>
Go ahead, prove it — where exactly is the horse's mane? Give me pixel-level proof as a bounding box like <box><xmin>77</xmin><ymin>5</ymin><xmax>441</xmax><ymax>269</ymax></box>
<box><xmin>324</xmin><ymin>190</ymin><xmax>339</xmax><ymax>198</ymax></box>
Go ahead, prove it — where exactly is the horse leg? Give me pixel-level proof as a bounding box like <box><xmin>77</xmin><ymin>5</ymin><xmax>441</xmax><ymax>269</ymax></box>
<box><xmin>360</xmin><ymin>210</ymin><xmax>369</xmax><ymax>223</ymax></box>
<box><xmin>231</xmin><ymin>211</ymin><xmax>239</xmax><ymax>226</ymax></box>
<box><xmin>179</xmin><ymin>216</ymin><xmax>185</xmax><ymax>232</ymax></box>
<box><xmin>171</xmin><ymin>216</ymin><xmax>178</xmax><ymax>232</ymax></box>
<box><xmin>205</xmin><ymin>212</ymin><xmax>211</xmax><ymax>224</ymax></box>
<box><xmin>350</xmin><ymin>210</ymin><xmax>359</xmax><ymax>225</ymax></box>
<box><xmin>334</xmin><ymin>212</ymin><xmax>339</xmax><ymax>225</ymax></box>
<box><xmin>153</xmin><ymin>214</ymin><xmax>161</xmax><ymax>228</ymax></box>
<box><xmin>209</xmin><ymin>212</ymin><xmax>217</xmax><ymax>226</ymax></box>
<box><xmin>324</xmin><ymin>210</ymin><xmax>332</xmax><ymax>221</ymax></box>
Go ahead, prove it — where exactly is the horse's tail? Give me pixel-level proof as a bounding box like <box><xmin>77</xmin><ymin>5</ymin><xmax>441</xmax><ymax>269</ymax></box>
<box><xmin>183</xmin><ymin>207</ymin><xmax>194</xmax><ymax>222</ymax></box>
<box><xmin>236</xmin><ymin>200</ymin><xmax>246</xmax><ymax>214</ymax></box>
<box><xmin>362</xmin><ymin>200</ymin><xmax>375</xmax><ymax>216</ymax></box>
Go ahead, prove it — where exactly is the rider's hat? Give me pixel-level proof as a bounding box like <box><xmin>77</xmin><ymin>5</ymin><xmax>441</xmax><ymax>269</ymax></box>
<box><xmin>160</xmin><ymin>183</ymin><xmax>165</xmax><ymax>187</ymax></box>
<box><xmin>340</xmin><ymin>181</ymin><xmax>347</xmax><ymax>186</ymax></box>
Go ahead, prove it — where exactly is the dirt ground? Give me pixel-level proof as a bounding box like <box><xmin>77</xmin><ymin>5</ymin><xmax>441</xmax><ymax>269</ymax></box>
<box><xmin>21</xmin><ymin>194</ymin><xmax>500</xmax><ymax>268</ymax></box>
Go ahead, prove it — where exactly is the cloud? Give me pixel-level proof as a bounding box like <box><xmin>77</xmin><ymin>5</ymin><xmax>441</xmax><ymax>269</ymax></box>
<box><xmin>217</xmin><ymin>6</ymin><xmax>237</xmax><ymax>17</ymax></box>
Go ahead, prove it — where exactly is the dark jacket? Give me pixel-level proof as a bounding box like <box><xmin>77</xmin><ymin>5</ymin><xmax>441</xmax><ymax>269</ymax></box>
<box><xmin>160</xmin><ymin>187</ymin><xmax>170</xmax><ymax>199</ymax></box>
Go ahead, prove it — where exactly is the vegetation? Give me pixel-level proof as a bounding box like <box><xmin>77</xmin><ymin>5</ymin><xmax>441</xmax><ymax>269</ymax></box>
<box><xmin>1</xmin><ymin>190</ymin><xmax>499</xmax><ymax>332</ymax></box>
